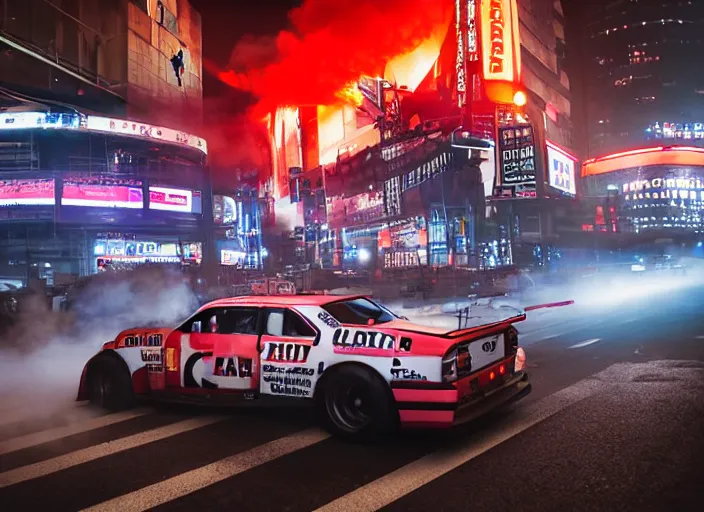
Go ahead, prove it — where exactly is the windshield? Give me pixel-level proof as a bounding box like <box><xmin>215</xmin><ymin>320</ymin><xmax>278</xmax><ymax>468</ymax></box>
<box><xmin>321</xmin><ymin>298</ymin><xmax>396</xmax><ymax>325</ymax></box>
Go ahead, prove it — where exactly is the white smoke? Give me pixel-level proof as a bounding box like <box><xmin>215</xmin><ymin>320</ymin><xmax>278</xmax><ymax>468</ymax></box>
<box><xmin>0</xmin><ymin>266</ymin><xmax>198</xmax><ymax>428</ymax></box>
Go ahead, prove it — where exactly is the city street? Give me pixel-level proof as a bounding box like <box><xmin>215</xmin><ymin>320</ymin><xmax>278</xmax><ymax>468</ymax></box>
<box><xmin>1</xmin><ymin>283</ymin><xmax>703</xmax><ymax>511</ymax></box>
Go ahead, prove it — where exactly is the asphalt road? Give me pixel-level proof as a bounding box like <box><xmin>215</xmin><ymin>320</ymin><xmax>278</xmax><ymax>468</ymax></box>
<box><xmin>1</xmin><ymin>282</ymin><xmax>703</xmax><ymax>511</ymax></box>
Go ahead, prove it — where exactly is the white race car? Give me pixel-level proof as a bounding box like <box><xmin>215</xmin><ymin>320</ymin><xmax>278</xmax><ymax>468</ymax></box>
<box><xmin>78</xmin><ymin>294</ymin><xmax>530</xmax><ymax>439</ymax></box>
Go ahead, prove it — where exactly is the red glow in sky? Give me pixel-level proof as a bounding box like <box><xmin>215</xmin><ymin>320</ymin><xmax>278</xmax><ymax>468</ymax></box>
<box><xmin>217</xmin><ymin>0</ymin><xmax>452</xmax><ymax>113</ymax></box>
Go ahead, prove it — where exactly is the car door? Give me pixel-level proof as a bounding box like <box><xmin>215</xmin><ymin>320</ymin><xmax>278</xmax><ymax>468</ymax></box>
<box><xmin>259</xmin><ymin>308</ymin><xmax>319</xmax><ymax>398</ymax></box>
<box><xmin>177</xmin><ymin>306</ymin><xmax>262</xmax><ymax>391</ymax></box>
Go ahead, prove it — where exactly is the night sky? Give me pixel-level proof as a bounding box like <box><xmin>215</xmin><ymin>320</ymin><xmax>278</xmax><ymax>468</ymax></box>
<box><xmin>190</xmin><ymin>0</ymin><xmax>301</xmax><ymax>98</ymax></box>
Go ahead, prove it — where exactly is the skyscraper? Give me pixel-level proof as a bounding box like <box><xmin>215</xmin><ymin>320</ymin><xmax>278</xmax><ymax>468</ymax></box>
<box><xmin>564</xmin><ymin>0</ymin><xmax>704</xmax><ymax>159</ymax></box>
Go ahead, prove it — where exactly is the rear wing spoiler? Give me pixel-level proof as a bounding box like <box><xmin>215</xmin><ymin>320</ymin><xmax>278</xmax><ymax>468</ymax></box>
<box><xmin>445</xmin><ymin>313</ymin><xmax>526</xmax><ymax>340</ymax></box>
<box><xmin>450</xmin><ymin>300</ymin><xmax>574</xmax><ymax>338</ymax></box>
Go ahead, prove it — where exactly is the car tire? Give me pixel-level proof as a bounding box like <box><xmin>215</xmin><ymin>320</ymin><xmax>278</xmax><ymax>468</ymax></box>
<box><xmin>88</xmin><ymin>356</ymin><xmax>135</xmax><ymax>411</ymax></box>
<box><xmin>316</xmin><ymin>364</ymin><xmax>398</xmax><ymax>441</ymax></box>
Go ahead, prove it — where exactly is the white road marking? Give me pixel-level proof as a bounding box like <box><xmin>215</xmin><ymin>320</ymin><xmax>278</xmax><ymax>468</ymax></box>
<box><xmin>315</xmin><ymin>378</ymin><xmax>601</xmax><ymax>512</ymax></box>
<box><xmin>82</xmin><ymin>428</ymin><xmax>330</xmax><ymax>512</ymax></box>
<box><xmin>0</xmin><ymin>409</ymin><xmax>151</xmax><ymax>455</ymax></box>
<box><xmin>568</xmin><ymin>338</ymin><xmax>601</xmax><ymax>349</ymax></box>
<box><xmin>696</xmin><ymin>335</ymin><xmax>704</xmax><ymax>339</ymax></box>
<box><xmin>0</xmin><ymin>416</ymin><xmax>223</xmax><ymax>488</ymax></box>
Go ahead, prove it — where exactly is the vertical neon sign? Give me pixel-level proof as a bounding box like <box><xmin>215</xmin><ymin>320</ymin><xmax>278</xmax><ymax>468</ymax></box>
<box><xmin>467</xmin><ymin>0</ymin><xmax>478</xmax><ymax>62</ymax></box>
<box><xmin>456</xmin><ymin>0</ymin><xmax>467</xmax><ymax>107</ymax></box>
<box><xmin>481</xmin><ymin>0</ymin><xmax>522</xmax><ymax>83</ymax></box>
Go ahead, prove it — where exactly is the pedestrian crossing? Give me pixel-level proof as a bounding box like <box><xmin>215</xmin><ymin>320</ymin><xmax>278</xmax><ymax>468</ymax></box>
<box><xmin>0</xmin><ymin>375</ymin><xmax>604</xmax><ymax>511</ymax></box>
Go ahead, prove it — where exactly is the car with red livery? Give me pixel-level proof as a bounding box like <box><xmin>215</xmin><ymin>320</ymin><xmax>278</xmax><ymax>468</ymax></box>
<box><xmin>77</xmin><ymin>294</ymin><xmax>531</xmax><ymax>439</ymax></box>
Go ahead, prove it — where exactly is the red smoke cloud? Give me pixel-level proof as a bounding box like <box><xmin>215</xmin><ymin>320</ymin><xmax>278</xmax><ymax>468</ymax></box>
<box><xmin>218</xmin><ymin>0</ymin><xmax>453</xmax><ymax>113</ymax></box>
<box><xmin>198</xmin><ymin>96</ymin><xmax>271</xmax><ymax>191</ymax></box>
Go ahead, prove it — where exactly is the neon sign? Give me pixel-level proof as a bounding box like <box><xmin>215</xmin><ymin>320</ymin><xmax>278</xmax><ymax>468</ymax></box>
<box><xmin>467</xmin><ymin>0</ymin><xmax>478</xmax><ymax>62</ymax></box>
<box><xmin>456</xmin><ymin>0</ymin><xmax>466</xmax><ymax>106</ymax></box>
<box><xmin>0</xmin><ymin>112</ymin><xmax>207</xmax><ymax>155</ymax></box>
<box><xmin>481</xmin><ymin>0</ymin><xmax>521</xmax><ymax>82</ymax></box>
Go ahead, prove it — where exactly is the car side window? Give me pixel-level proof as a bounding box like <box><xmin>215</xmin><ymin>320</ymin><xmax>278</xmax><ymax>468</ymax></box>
<box><xmin>179</xmin><ymin>307</ymin><xmax>259</xmax><ymax>335</ymax></box>
<box><xmin>265</xmin><ymin>309</ymin><xmax>316</xmax><ymax>338</ymax></box>
<box><xmin>217</xmin><ymin>308</ymin><xmax>259</xmax><ymax>335</ymax></box>
<box><xmin>178</xmin><ymin>310</ymin><xmax>212</xmax><ymax>333</ymax></box>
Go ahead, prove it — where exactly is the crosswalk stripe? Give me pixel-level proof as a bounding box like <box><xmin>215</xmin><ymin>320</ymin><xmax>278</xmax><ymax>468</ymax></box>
<box><xmin>0</xmin><ymin>408</ymin><xmax>151</xmax><ymax>455</ymax></box>
<box><xmin>0</xmin><ymin>415</ymin><xmax>224</xmax><ymax>488</ymax></box>
<box><xmin>315</xmin><ymin>378</ymin><xmax>602</xmax><ymax>512</ymax></box>
<box><xmin>82</xmin><ymin>428</ymin><xmax>330</xmax><ymax>512</ymax></box>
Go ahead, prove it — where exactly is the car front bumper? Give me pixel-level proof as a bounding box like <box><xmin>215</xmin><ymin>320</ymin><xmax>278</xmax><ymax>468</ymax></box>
<box><xmin>392</xmin><ymin>360</ymin><xmax>531</xmax><ymax>428</ymax></box>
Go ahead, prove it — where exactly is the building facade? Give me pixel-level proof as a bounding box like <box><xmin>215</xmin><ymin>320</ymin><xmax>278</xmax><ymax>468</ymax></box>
<box><xmin>480</xmin><ymin>0</ymin><xmax>578</xmax><ymax>266</ymax></box>
<box><xmin>581</xmin><ymin>146</ymin><xmax>704</xmax><ymax>242</ymax></box>
<box><xmin>0</xmin><ymin>0</ymin><xmax>210</xmax><ymax>286</ymax></box>
<box><xmin>0</xmin><ymin>111</ymin><xmax>208</xmax><ymax>285</ymax></box>
<box><xmin>0</xmin><ymin>0</ymin><xmax>203</xmax><ymax>127</ymax></box>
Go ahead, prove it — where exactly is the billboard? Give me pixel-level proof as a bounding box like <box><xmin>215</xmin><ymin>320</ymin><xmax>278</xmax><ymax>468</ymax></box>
<box><xmin>498</xmin><ymin>125</ymin><xmax>536</xmax><ymax>186</ymax></box>
<box><xmin>582</xmin><ymin>146</ymin><xmax>704</xmax><ymax>177</ymax></box>
<box><xmin>480</xmin><ymin>0</ymin><xmax>522</xmax><ymax>82</ymax></box>
<box><xmin>0</xmin><ymin>112</ymin><xmax>207</xmax><ymax>155</ymax></box>
<box><xmin>0</xmin><ymin>179</ymin><xmax>55</xmax><ymax>206</ymax></box>
<box><xmin>326</xmin><ymin>191</ymin><xmax>385</xmax><ymax>229</ymax></box>
<box><xmin>61</xmin><ymin>178</ymin><xmax>144</xmax><ymax>208</ymax></box>
<box><xmin>546</xmin><ymin>141</ymin><xmax>577</xmax><ymax>195</ymax></box>
<box><xmin>148</xmin><ymin>186</ymin><xmax>192</xmax><ymax>213</ymax></box>
<box><xmin>84</xmin><ymin>116</ymin><xmax>207</xmax><ymax>154</ymax></box>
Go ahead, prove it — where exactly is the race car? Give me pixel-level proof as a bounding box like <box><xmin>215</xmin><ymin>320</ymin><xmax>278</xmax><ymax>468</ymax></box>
<box><xmin>77</xmin><ymin>294</ymin><xmax>531</xmax><ymax>439</ymax></box>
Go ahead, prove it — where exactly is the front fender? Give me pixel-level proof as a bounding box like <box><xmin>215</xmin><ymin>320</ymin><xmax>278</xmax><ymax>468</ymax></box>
<box><xmin>76</xmin><ymin>361</ymin><xmax>90</xmax><ymax>401</ymax></box>
<box><xmin>75</xmin><ymin>342</ymin><xmax>121</xmax><ymax>401</ymax></box>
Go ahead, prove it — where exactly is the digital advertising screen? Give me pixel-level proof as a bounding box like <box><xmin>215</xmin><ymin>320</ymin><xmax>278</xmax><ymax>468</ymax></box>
<box><xmin>192</xmin><ymin>191</ymin><xmax>202</xmax><ymax>214</ymax></box>
<box><xmin>148</xmin><ymin>186</ymin><xmax>192</xmax><ymax>213</ymax></box>
<box><xmin>498</xmin><ymin>125</ymin><xmax>536</xmax><ymax>185</ymax></box>
<box><xmin>213</xmin><ymin>195</ymin><xmax>236</xmax><ymax>225</ymax></box>
<box><xmin>0</xmin><ymin>179</ymin><xmax>55</xmax><ymax>206</ymax></box>
<box><xmin>181</xmin><ymin>242</ymin><xmax>203</xmax><ymax>264</ymax></box>
<box><xmin>61</xmin><ymin>177</ymin><xmax>144</xmax><ymax>208</ymax></box>
<box><xmin>546</xmin><ymin>141</ymin><xmax>577</xmax><ymax>195</ymax></box>
<box><xmin>221</xmin><ymin>249</ymin><xmax>247</xmax><ymax>266</ymax></box>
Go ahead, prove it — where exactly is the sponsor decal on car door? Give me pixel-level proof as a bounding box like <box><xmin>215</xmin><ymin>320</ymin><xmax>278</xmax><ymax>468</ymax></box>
<box><xmin>259</xmin><ymin>308</ymin><xmax>318</xmax><ymax>398</ymax></box>
<box><xmin>180</xmin><ymin>307</ymin><xmax>260</xmax><ymax>390</ymax></box>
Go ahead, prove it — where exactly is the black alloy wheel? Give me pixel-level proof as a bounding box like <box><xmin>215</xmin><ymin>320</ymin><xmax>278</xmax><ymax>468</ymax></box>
<box><xmin>317</xmin><ymin>364</ymin><xmax>398</xmax><ymax>441</ymax></box>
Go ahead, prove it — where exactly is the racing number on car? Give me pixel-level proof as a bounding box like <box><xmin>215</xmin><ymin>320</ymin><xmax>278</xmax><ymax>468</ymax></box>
<box><xmin>184</xmin><ymin>352</ymin><xmax>254</xmax><ymax>389</ymax></box>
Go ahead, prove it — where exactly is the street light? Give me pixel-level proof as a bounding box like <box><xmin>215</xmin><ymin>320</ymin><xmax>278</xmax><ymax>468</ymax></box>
<box><xmin>513</xmin><ymin>90</ymin><xmax>527</xmax><ymax>107</ymax></box>
<box><xmin>358</xmin><ymin>248</ymin><xmax>371</xmax><ymax>263</ymax></box>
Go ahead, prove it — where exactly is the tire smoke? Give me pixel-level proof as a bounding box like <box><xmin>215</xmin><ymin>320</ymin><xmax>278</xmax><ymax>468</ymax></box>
<box><xmin>0</xmin><ymin>266</ymin><xmax>198</xmax><ymax>429</ymax></box>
